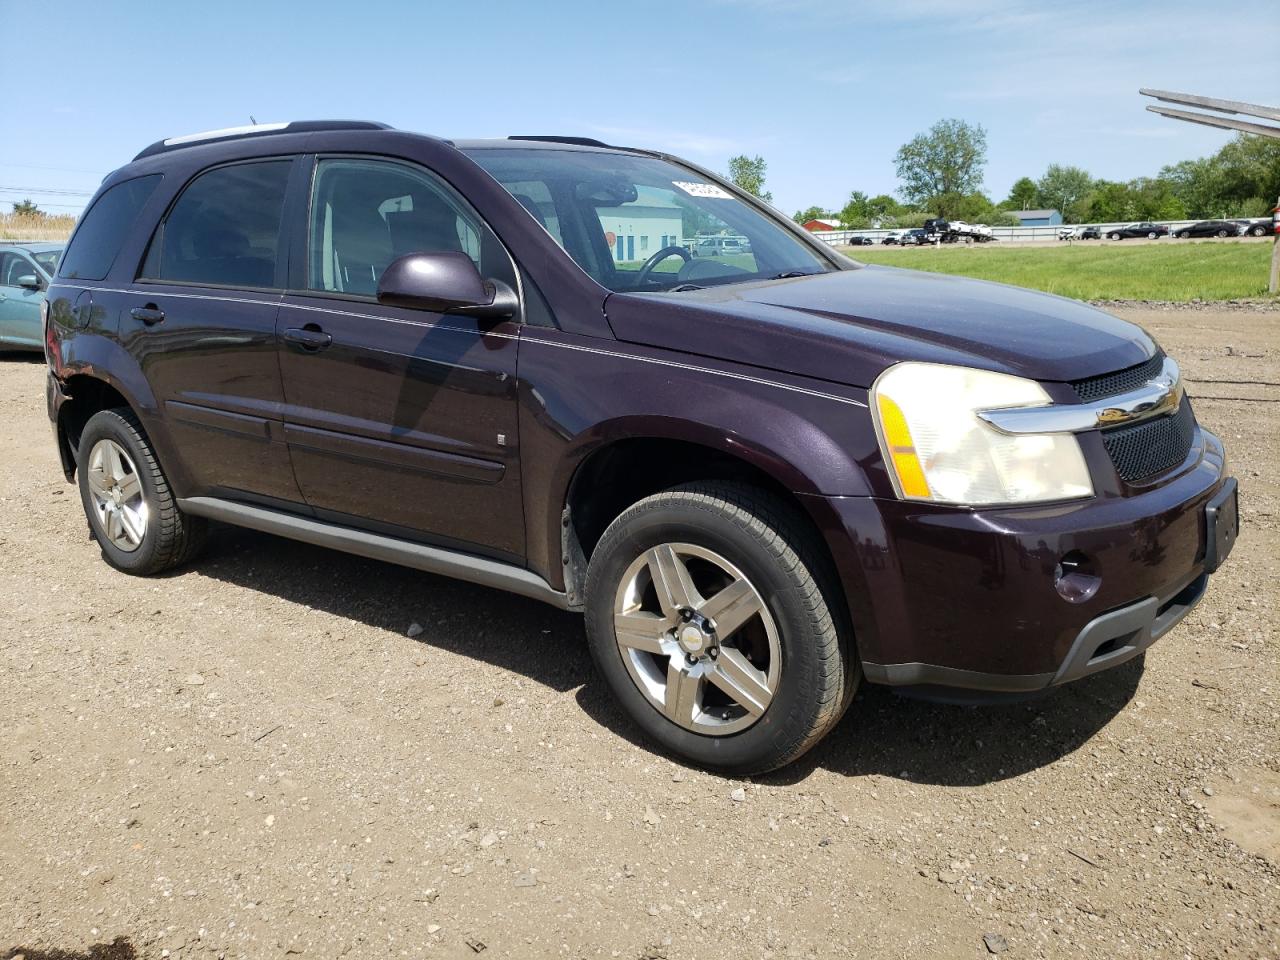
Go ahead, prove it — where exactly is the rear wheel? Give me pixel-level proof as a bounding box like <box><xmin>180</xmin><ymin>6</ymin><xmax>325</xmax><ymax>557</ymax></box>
<box><xmin>584</xmin><ymin>482</ymin><xmax>854</xmax><ymax>775</ymax></box>
<box><xmin>1176</xmin><ymin>231</ymin><xmax>1188</xmax><ymax>239</ymax></box>
<box><xmin>1147</xmin><ymin>231</ymin><xmax>1158</xmax><ymax>239</ymax></box>
<box><xmin>1216</xmin><ymin>229</ymin><xmax>1228</xmax><ymax>238</ymax></box>
<box><xmin>1109</xmin><ymin>232</ymin><xmax>1121</xmax><ymax>240</ymax></box>
<box><xmin>77</xmin><ymin>408</ymin><xmax>206</xmax><ymax>575</ymax></box>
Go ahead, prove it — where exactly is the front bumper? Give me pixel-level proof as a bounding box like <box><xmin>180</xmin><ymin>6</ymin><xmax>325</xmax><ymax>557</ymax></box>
<box><xmin>807</xmin><ymin>429</ymin><xmax>1234</xmax><ymax>694</ymax></box>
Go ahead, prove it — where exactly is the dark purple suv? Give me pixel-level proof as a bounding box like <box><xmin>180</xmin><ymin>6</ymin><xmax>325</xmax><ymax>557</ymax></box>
<box><xmin>44</xmin><ymin>121</ymin><xmax>1238</xmax><ymax>773</ymax></box>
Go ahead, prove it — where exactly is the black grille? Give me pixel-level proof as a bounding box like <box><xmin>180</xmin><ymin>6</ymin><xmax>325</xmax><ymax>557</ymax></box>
<box><xmin>1102</xmin><ymin>400</ymin><xmax>1196</xmax><ymax>483</ymax></box>
<box><xmin>1070</xmin><ymin>353</ymin><xmax>1165</xmax><ymax>402</ymax></box>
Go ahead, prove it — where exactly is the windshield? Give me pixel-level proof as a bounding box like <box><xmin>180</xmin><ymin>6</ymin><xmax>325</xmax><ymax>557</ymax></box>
<box><xmin>463</xmin><ymin>147</ymin><xmax>835</xmax><ymax>293</ymax></box>
<box><xmin>32</xmin><ymin>249</ymin><xmax>62</xmax><ymax>274</ymax></box>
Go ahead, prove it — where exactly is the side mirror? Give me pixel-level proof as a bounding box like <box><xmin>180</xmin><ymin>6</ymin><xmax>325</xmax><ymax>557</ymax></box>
<box><xmin>16</xmin><ymin>274</ymin><xmax>41</xmax><ymax>291</ymax></box>
<box><xmin>376</xmin><ymin>252</ymin><xmax>516</xmax><ymax>320</ymax></box>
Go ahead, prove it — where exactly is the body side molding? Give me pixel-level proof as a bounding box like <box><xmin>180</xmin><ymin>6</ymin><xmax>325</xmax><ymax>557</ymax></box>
<box><xmin>177</xmin><ymin>497</ymin><xmax>571</xmax><ymax>609</ymax></box>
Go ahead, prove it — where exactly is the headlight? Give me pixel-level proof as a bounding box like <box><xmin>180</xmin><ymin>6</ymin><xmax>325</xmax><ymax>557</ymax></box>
<box><xmin>871</xmin><ymin>362</ymin><xmax>1093</xmax><ymax>506</ymax></box>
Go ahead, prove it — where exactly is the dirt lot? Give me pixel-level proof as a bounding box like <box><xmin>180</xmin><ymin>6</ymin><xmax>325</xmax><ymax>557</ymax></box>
<box><xmin>1</xmin><ymin>305</ymin><xmax>1277</xmax><ymax>960</ymax></box>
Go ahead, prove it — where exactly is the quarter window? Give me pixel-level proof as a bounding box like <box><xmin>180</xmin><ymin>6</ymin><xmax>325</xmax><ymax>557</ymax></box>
<box><xmin>141</xmin><ymin>161</ymin><xmax>291</xmax><ymax>289</ymax></box>
<box><xmin>59</xmin><ymin>175</ymin><xmax>161</xmax><ymax>281</ymax></box>
<box><xmin>306</xmin><ymin>158</ymin><xmax>514</xmax><ymax>297</ymax></box>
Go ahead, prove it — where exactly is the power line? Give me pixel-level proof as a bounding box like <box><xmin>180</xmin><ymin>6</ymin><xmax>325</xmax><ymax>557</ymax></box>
<box><xmin>0</xmin><ymin>161</ymin><xmax>106</xmax><ymax>176</ymax></box>
<box><xmin>0</xmin><ymin>185</ymin><xmax>94</xmax><ymax>197</ymax></box>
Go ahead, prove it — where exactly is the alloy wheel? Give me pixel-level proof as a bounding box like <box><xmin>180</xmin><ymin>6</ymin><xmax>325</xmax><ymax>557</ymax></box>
<box><xmin>613</xmin><ymin>542</ymin><xmax>781</xmax><ymax>736</ymax></box>
<box><xmin>86</xmin><ymin>438</ymin><xmax>148</xmax><ymax>552</ymax></box>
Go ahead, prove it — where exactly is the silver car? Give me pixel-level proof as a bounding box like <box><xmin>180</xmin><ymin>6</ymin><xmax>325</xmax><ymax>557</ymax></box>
<box><xmin>0</xmin><ymin>242</ymin><xmax>62</xmax><ymax>352</ymax></box>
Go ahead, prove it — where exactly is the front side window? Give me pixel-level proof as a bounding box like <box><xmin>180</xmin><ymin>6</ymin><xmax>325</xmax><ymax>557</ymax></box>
<box><xmin>307</xmin><ymin>158</ymin><xmax>514</xmax><ymax>297</ymax></box>
<box><xmin>59</xmin><ymin>175</ymin><xmax>161</xmax><ymax>281</ymax></box>
<box><xmin>464</xmin><ymin>147</ymin><xmax>834</xmax><ymax>293</ymax></box>
<box><xmin>141</xmin><ymin>161</ymin><xmax>291</xmax><ymax>289</ymax></box>
<box><xmin>0</xmin><ymin>252</ymin><xmax>37</xmax><ymax>287</ymax></box>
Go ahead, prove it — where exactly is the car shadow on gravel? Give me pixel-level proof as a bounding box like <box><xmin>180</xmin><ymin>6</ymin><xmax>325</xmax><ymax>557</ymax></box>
<box><xmin>192</xmin><ymin>525</ymin><xmax>591</xmax><ymax>693</ymax></box>
<box><xmin>0</xmin><ymin>351</ymin><xmax>46</xmax><ymax>364</ymax></box>
<box><xmin>2</xmin><ymin>938</ymin><xmax>136</xmax><ymax>959</ymax></box>
<box><xmin>576</xmin><ymin>655</ymin><xmax>1145</xmax><ymax>788</ymax></box>
<box><xmin>192</xmin><ymin>523</ymin><xmax>1143</xmax><ymax>787</ymax></box>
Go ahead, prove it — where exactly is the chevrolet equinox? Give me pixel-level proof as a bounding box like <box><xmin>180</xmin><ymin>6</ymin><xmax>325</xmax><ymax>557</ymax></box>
<box><xmin>44</xmin><ymin>121</ymin><xmax>1239</xmax><ymax>773</ymax></box>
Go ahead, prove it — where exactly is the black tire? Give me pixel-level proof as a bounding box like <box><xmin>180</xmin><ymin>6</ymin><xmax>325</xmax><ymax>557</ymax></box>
<box><xmin>1216</xmin><ymin>229</ymin><xmax>1228</xmax><ymax>238</ymax></box>
<box><xmin>1147</xmin><ymin>231</ymin><xmax>1158</xmax><ymax>239</ymax></box>
<box><xmin>1176</xmin><ymin>231</ymin><xmax>1188</xmax><ymax>239</ymax></box>
<box><xmin>1250</xmin><ymin>225</ymin><xmax>1265</xmax><ymax>237</ymax></box>
<box><xmin>1109</xmin><ymin>232</ymin><xmax>1121</xmax><ymax>240</ymax></box>
<box><xmin>583</xmin><ymin>481</ymin><xmax>855</xmax><ymax>775</ymax></box>
<box><xmin>76</xmin><ymin>407</ymin><xmax>206</xmax><ymax>575</ymax></box>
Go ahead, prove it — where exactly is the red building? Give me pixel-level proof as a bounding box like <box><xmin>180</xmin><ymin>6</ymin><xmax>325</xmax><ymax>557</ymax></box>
<box><xmin>802</xmin><ymin>218</ymin><xmax>841</xmax><ymax>232</ymax></box>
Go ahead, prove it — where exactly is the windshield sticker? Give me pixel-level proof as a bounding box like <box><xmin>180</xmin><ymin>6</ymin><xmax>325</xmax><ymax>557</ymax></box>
<box><xmin>673</xmin><ymin>180</ymin><xmax>733</xmax><ymax>200</ymax></box>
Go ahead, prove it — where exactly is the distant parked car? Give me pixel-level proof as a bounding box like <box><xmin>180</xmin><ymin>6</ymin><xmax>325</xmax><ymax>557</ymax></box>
<box><xmin>1106</xmin><ymin>222</ymin><xmax>1169</xmax><ymax>240</ymax></box>
<box><xmin>1058</xmin><ymin>226</ymin><xmax>1100</xmax><ymax>240</ymax></box>
<box><xmin>1234</xmin><ymin>219</ymin><xmax>1272</xmax><ymax>238</ymax></box>
<box><xmin>882</xmin><ymin>231</ymin><xmax>903</xmax><ymax>245</ymax></box>
<box><xmin>900</xmin><ymin>228</ymin><xmax>929</xmax><ymax>246</ymax></box>
<box><xmin>845</xmin><ymin>235</ymin><xmax>875</xmax><ymax>246</ymax></box>
<box><xmin>1174</xmin><ymin>220</ymin><xmax>1243</xmax><ymax>239</ymax></box>
<box><xmin>0</xmin><ymin>242</ymin><xmax>62</xmax><ymax>352</ymax></box>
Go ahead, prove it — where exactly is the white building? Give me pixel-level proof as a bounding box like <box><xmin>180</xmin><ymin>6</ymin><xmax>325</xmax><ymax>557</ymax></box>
<box><xmin>597</xmin><ymin>187</ymin><xmax>685</xmax><ymax>263</ymax></box>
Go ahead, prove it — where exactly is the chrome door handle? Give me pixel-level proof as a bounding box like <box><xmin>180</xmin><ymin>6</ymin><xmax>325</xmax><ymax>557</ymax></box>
<box><xmin>130</xmin><ymin>305</ymin><xmax>165</xmax><ymax>325</ymax></box>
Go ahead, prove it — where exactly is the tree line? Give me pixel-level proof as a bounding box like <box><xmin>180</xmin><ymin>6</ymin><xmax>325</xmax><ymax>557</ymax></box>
<box><xmin>722</xmin><ymin>118</ymin><xmax>1280</xmax><ymax>230</ymax></box>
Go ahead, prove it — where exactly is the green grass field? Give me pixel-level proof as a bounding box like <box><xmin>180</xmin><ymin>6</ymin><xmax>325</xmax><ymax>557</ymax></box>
<box><xmin>841</xmin><ymin>241</ymin><xmax>1276</xmax><ymax>301</ymax></box>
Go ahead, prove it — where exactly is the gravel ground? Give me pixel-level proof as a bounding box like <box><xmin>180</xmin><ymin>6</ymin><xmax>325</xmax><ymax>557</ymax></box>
<box><xmin>1</xmin><ymin>305</ymin><xmax>1277</xmax><ymax>960</ymax></box>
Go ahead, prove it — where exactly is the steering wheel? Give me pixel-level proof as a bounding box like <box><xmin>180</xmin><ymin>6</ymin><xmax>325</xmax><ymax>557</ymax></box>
<box><xmin>634</xmin><ymin>245</ymin><xmax>691</xmax><ymax>287</ymax></box>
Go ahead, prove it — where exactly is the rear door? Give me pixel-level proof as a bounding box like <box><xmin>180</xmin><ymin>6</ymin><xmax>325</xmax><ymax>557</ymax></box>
<box><xmin>275</xmin><ymin>155</ymin><xmax>524</xmax><ymax>560</ymax></box>
<box><xmin>127</xmin><ymin>157</ymin><xmax>304</xmax><ymax>506</ymax></box>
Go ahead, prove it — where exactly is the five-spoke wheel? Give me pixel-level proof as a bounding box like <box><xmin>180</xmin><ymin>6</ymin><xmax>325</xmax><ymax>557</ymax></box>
<box><xmin>614</xmin><ymin>543</ymin><xmax>779</xmax><ymax>735</ymax></box>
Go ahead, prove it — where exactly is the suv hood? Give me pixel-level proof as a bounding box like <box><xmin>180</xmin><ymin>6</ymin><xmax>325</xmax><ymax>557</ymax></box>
<box><xmin>605</xmin><ymin>265</ymin><xmax>1155</xmax><ymax>388</ymax></box>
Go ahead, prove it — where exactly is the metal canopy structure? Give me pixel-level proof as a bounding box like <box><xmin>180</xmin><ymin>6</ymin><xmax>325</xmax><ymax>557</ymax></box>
<box><xmin>1139</xmin><ymin>89</ymin><xmax>1280</xmax><ymax>140</ymax></box>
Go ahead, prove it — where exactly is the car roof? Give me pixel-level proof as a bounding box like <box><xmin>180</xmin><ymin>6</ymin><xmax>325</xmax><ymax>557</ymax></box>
<box><xmin>0</xmin><ymin>241</ymin><xmax>63</xmax><ymax>253</ymax></box>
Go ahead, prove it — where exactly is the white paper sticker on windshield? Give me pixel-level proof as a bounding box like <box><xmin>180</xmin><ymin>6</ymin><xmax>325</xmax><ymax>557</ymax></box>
<box><xmin>673</xmin><ymin>180</ymin><xmax>733</xmax><ymax>200</ymax></box>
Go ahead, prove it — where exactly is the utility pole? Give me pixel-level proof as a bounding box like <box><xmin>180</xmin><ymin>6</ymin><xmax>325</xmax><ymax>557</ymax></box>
<box><xmin>1138</xmin><ymin>89</ymin><xmax>1280</xmax><ymax>295</ymax></box>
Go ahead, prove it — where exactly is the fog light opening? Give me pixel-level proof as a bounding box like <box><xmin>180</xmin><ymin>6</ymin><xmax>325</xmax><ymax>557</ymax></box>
<box><xmin>1055</xmin><ymin>550</ymin><xmax>1101</xmax><ymax>604</ymax></box>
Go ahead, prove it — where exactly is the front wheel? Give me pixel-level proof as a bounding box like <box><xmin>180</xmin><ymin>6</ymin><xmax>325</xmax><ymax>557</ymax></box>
<box><xmin>1147</xmin><ymin>231</ymin><xmax>1158</xmax><ymax>239</ymax></box>
<box><xmin>77</xmin><ymin>408</ymin><xmax>206</xmax><ymax>575</ymax></box>
<box><xmin>1109</xmin><ymin>232</ymin><xmax>1121</xmax><ymax>240</ymax></box>
<box><xmin>584</xmin><ymin>482</ymin><xmax>854</xmax><ymax>775</ymax></box>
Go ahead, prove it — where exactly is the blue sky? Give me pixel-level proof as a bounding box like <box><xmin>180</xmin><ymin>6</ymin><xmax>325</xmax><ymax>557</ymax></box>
<box><xmin>3</xmin><ymin>0</ymin><xmax>1276</xmax><ymax>218</ymax></box>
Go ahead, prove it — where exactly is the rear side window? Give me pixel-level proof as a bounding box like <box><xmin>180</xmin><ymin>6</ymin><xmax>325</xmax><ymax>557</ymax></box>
<box><xmin>141</xmin><ymin>161</ymin><xmax>291</xmax><ymax>289</ymax></box>
<box><xmin>59</xmin><ymin>175</ymin><xmax>161</xmax><ymax>281</ymax></box>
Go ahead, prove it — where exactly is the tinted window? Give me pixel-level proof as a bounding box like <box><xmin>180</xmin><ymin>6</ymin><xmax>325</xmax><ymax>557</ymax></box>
<box><xmin>307</xmin><ymin>157</ymin><xmax>514</xmax><ymax>297</ymax></box>
<box><xmin>59</xmin><ymin>175</ymin><xmax>161</xmax><ymax>281</ymax></box>
<box><xmin>141</xmin><ymin>161</ymin><xmax>291</xmax><ymax>289</ymax></box>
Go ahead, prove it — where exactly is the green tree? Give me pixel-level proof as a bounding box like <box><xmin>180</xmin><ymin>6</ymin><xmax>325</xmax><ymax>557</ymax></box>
<box><xmin>11</xmin><ymin>199</ymin><xmax>42</xmax><ymax>217</ymax></box>
<box><xmin>1003</xmin><ymin>177</ymin><xmax>1038</xmax><ymax>210</ymax></box>
<box><xmin>792</xmin><ymin>205</ymin><xmax>831</xmax><ymax>225</ymax></box>
<box><xmin>894</xmin><ymin>118</ymin><xmax>988</xmax><ymax>207</ymax></box>
<box><xmin>1035</xmin><ymin>164</ymin><xmax>1093</xmax><ymax>221</ymax></box>
<box><xmin>726</xmin><ymin>155</ymin><xmax>773</xmax><ymax>204</ymax></box>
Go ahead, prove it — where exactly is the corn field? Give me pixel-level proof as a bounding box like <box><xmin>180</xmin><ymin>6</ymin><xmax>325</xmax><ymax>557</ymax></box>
<box><xmin>0</xmin><ymin>212</ymin><xmax>77</xmax><ymax>242</ymax></box>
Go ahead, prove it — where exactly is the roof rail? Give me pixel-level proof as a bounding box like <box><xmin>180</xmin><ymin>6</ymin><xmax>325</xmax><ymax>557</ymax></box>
<box><xmin>133</xmin><ymin>121</ymin><xmax>394</xmax><ymax>161</ymax></box>
<box><xmin>507</xmin><ymin>135</ymin><xmax>614</xmax><ymax>148</ymax></box>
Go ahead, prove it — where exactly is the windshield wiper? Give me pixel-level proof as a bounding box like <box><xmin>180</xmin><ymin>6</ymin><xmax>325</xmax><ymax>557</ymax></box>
<box><xmin>769</xmin><ymin>270</ymin><xmax>819</xmax><ymax>280</ymax></box>
<box><xmin>667</xmin><ymin>283</ymin><xmax>706</xmax><ymax>292</ymax></box>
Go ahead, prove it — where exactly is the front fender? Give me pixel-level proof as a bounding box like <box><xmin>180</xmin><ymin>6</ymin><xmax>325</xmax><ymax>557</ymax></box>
<box><xmin>516</xmin><ymin>330</ymin><xmax>884</xmax><ymax>588</ymax></box>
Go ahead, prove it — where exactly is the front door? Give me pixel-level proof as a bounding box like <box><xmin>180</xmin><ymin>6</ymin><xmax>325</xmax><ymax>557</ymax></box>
<box><xmin>0</xmin><ymin>251</ymin><xmax>44</xmax><ymax>348</ymax></box>
<box><xmin>276</xmin><ymin>156</ymin><xmax>524</xmax><ymax>561</ymax></box>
